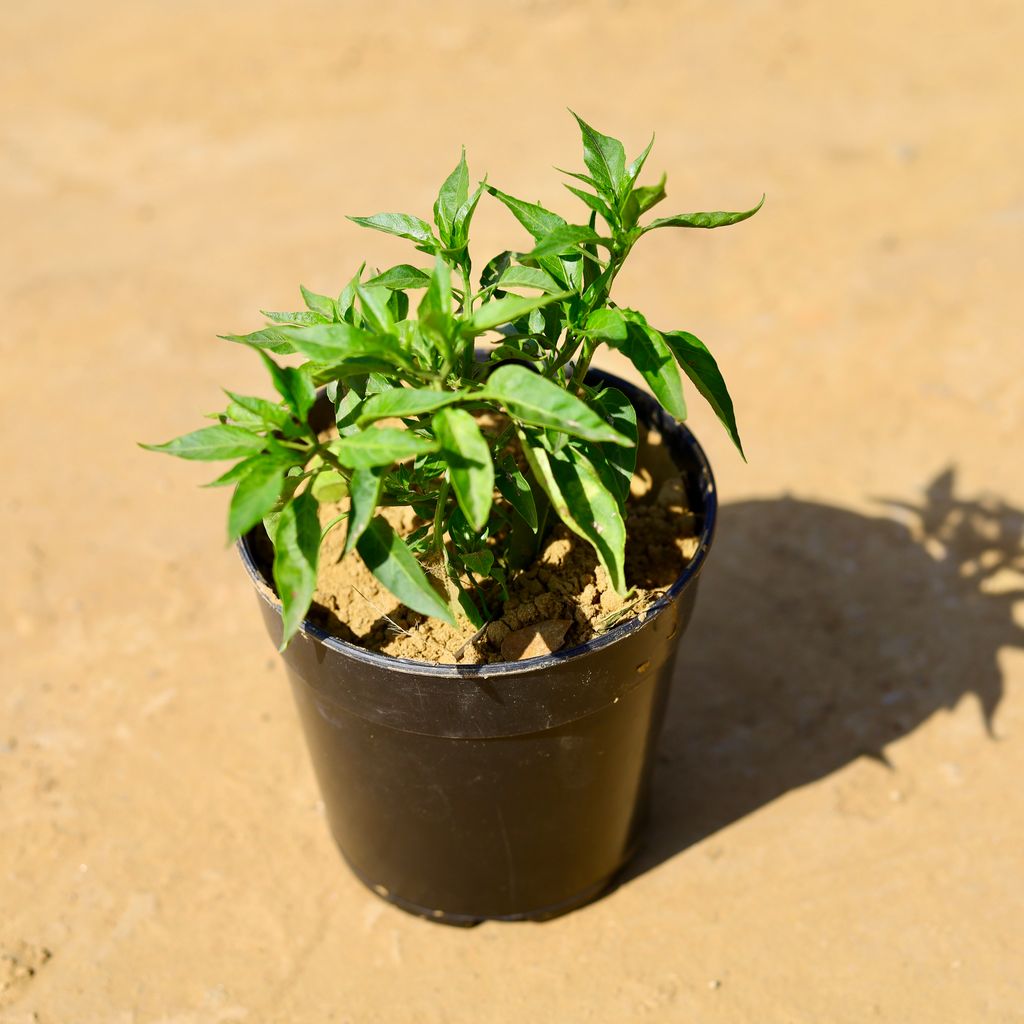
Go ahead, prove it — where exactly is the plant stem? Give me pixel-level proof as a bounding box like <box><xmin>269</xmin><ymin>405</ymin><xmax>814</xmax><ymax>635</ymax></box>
<box><xmin>431</xmin><ymin>477</ymin><xmax>450</xmax><ymax>557</ymax></box>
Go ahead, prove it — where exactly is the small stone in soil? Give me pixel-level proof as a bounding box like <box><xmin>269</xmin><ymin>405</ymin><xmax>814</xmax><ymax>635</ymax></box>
<box><xmin>500</xmin><ymin>619</ymin><xmax>572</xmax><ymax>661</ymax></box>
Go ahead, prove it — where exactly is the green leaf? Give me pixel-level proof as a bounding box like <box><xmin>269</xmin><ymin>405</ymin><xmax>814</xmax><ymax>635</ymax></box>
<box><xmin>203</xmin><ymin>455</ymin><xmax>262</xmax><ymax>488</ymax></box>
<box><xmin>433</xmin><ymin>407</ymin><xmax>494</xmax><ymax>531</ymax></box>
<box><xmin>563</xmin><ymin>184</ymin><xmax>615</xmax><ymax>225</ymax></box>
<box><xmin>355</xmin><ymin>283</ymin><xmax>395</xmax><ymax>334</ymax></box>
<box><xmin>337</xmin><ymin>265</ymin><xmax>363</xmax><ymax>320</ymax></box>
<box><xmin>581</xmin><ymin>307</ymin><xmax>628</xmax><ymax>343</ymax></box>
<box><xmin>260</xmin><ymin>310</ymin><xmax>329</xmax><ymax>327</ymax></box>
<box><xmin>519</xmin><ymin>429</ymin><xmax>627</xmax><ymax>592</ymax></box>
<box><xmin>364</xmin><ymin>265</ymin><xmax>432</xmax><ymax>290</ymax></box>
<box><xmin>228</xmin><ymin>456</ymin><xmax>289</xmax><ymax>542</ymax></box>
<box><xmin>300</xmin><ymin>285</ymin><xmax>337</xmax><ymax>320</ymax></box>
<box><xmin>614</xmin><ymin>312</ymin><xmax>687</xmax><ymax>420</ymax></box>
<box><xmin>272</xmin><ymin>490</ymin><xmax>321</xmax><ymax>649</ymax></box>
<box><xmin>434</xmin><ymin>148</ymin><xmax>469</xmax><ymax>245</ymax></box>
<box><xmin>311</xmin><ymin>469</ymin><xmax>349</xmax><ymax>503</ymax></box>
<box><xmin>480</xmin><ymin>250</ymin><xmax>512</xmax><ymax>292</ymax></box>
<box><xmin>272</xmin><ymin>322</ymin><xmax>406</xmax><ymax>367</ymax></box>
<box><xmin>496</xmin><ymin>456</ymin><xmax>537</xmax><ymax>529</ymax></box>
<box><xmin>461</xmin><ymin>549</ymin><xmax>494</xmax><ymax>579</ymax></box>
<box><xmin>521</xmin><ymin>224</ymin><xmax>608</xmax><ymax>260</ymax></box>
<box><xmin>622</xmin><ymin>173</ymin><xmax>667</xmax><ymax>229</ymax></box>
<box><xmin>570</xmin><ymin>111</ymin><xmax>627</xmax><ymax>200</ymax></box>
<box><xmin>356</xmin><ymin>517</ymin><xmax>455</xmax><ymax>625</ymax></box>
<box><xmin>219</xmin><ymin>327</ymin><xmax>296</xmax><ymax>355</ymax></box>
<box><xmin>347</xmin><ymin>212</ymin><xmax>437</xmax><ymax>247</ymax></box>
<box><xmin>642</xmin><ymin>194</ymin><xmax>765</xmax><ymax>232</ymax></box>
<box><xmin>623</xmin><ymin>134</ymin><xmax>655</xmax><ymax>193</ymax></box>
<box><xmin>259</xmin><ymin>352</ymin><xmax>318</xmax><ymax>421</ymax></box>
<box><xmin>357</xmin><ymin>387</ymin><xmax>466</xmax><ymax>425</ymax></box>
<box><xmin>451</xmin><ymin>178</ymin><xmax>487</xmax><ymax>248</ymax></box>
<box><xmin>141</xmin><ymin>424</ymin><xmax>267</xmax><ymax>461</ymax></box>
<box><xmin>329</xmin><ymin>427</ymin><xmax>438</xmax><ymax>469</ymax></box>
<box><xmin>334</xmin><ymin>386</ymin><xmax>364</xmax><ymax>436</ymax></box>
<box><xmin>496</xmin><ymin>265</ymin><xmax>564</xmax><ymax>294</ymax></box>
<box><xmin>482</xmin><ymin>364</ymin><xmax>631</xmax><ymax>445</ymax></box>
<box><xmin>343</xmin><ymin>466</ymin><xmax>383</xmax><ymax>555</ymax></box>
<box><xmin>418</xmin><ymin>257</ymin><xmax>454</xmax><ymax>359</ymax></box>
<box><xmin>556</xmin><ymin>166</ymin><xmax>600</xmax><ymax>190</ymax></box>
<box><xmin>663</xmin><ymin>329</ymin><xmax>745</xmax><ymax>458</ymax></box>
<box><xmin>223</xmin><ymin>390</ymin><xmax>294</xmax><ymax>431</ymax></box>
<box><xmin>588</xmin><ymin>387</ymin><xmax>638</xmax><ymax>506</ymax></box>
<box><xmin>485</xmin><ymin>186</ymin><xmax>566</xmax><ymax>242</ymax></box>
<box><xmin>465</xmin><ymin>291</ymin><xmax>570</xmax><ymax>334</ymax></box>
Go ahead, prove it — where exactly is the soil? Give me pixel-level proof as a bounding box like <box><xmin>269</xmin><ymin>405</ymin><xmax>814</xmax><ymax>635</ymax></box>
<box><xmin>308</xmin><ymin>439</ymin><xmax>700</xmax><ymax>663</ymax></box>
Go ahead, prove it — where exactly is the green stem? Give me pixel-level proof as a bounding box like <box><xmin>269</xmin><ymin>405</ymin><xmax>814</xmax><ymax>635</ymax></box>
<box><xmin>432</xmin><ymin>477</ymin><xmax>451</xmax><ymax>557</ymax></box>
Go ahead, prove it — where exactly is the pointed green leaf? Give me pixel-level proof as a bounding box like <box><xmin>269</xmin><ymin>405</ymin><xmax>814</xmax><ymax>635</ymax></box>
<box><xmin>337</xmin><ymin>265</ymin><xmax>363</xmax><ymax>321</ymax></box>
<box><xmin>300</xmin><ymin>285</ymin><xmax>337</xmax><ymax>320</ymax></box>
<box><xmin>356</xmin><ymin>517</ymin><xmax>455</xmax><ymax>624</ymax></box>
<box><xmin>622</xmin><ymin>173</ymin><xmax>667</xmax><ymax>229</ymax></box>
<box><xmin>329</xmin><ymin>428</ymin><xmax>438</xmax><ymax>469</ymax></box>
<box><xmin>496</xmin><ymin>265</ymin><xmax>564</xmax><ymax>294</ymax></box>
<box><xmin>433</xmin><ymin>407</ymin><xmax>494</xmax><ymax>531</ymax></box>
<box><xmin>518</xmin><ymin>429</ymin><xmax>627</xmax><ymax>592</ymax></box>
<box><xmin>563</xmin><ymin>184</ymin><xmax>615</xmax><ymax>225</ymax></box>
<box><xmin>610</xmin><ymin>312</ymin><xmax>686</xmax><ymax>420</ymax></box>
<box><xmin>272</xmin><ymin>490</ymin><xmax>321</xmax><ymax>649</ymax></box>
<box><xmin>334</xmin><ymin>386</ymin><xmax>363</xmax><ymax>437</ymax></box>
<box><xmin>434</xmin><ymin>148</ymin><xmax>469</xmax><ymax>244</ymax></box>
<box><xmin>582</xmin><ymin>307</ymin><xmax>628</xmax><ymax>343</ymax></box>
<box><xmin>141</xmin><ymin>425</ymin><xmax>267</xmax><ymax>461</ymax></box>
<box><xmin>623</xmin><ymin>134</ymin><xmax>655</xmax><ymax>192</ymax></box>
<box><xmin>228</xmin><ymin>456</ymin><xmax>289</xmax><ymax>542</ymax></box>
<box><xmin>642</xmin><ymin>195</ymin><xmax>765</xmax><ymax>232</ymax></box>
<box><xmin>271</xmin><ymin>322</ymin><xmax>406</xmax><ymax>367</ymax></box>
<box><xmin>465</xmin><ymin>291</ymin><xmax>571</xmax><ymax>334</ymax></box>
<box><xmin>260</xmin><ymin>310</ymin><xmax>329</xmax><ymax>327</ymax></box>
<box><xmin>496</xmin><ymin>456</ymin><xmax>537</xmax><ymax>529</ymax></box>
<box><xmin>355</xmin><ymin>283</ymin><xmax>395</xmax><ymax>334</ymax></box>
<box><xmin>461</xmin><ymin>549</ymin><xmax>494</xmax><ymax>578</ymax></box>
<box><xmin>570</xmin><ymin>111</ymin><xmax>627</xmax><ymax>199</ymax></box>
<box><xmin>663</xmin><ymin>329</ymin><xmax>745</xmax><ymax>458</ymax></box>
<box><xmin>219</xmin><ymin>327</ymin><xmax>296</xmax><ymax>354</ymax></box>
<box><xmin>521</xmin><ymin>224</ymin><xmax>608</xmax><ymax>260</ymax></box>
<box><xmin>203</xmin><ymin>455</ymin><xmax>262</xmax><ymax>488</ymax></box>
<box><xmin>451</xmin><ymin>178</ymin><xmax>487</xmax><ymax>249</ymax></box>
<box><xmin>364</xmin><ymin>265</ymin><xmax>433</xmax><ymax>290</ymax></box>
<box><xmin>259</xmin><ymin>352</ymin><xmax>317</xmax><ymax>420</ymax></box>
<box><xmin>223</xmin><ymin>390</ymin><xmax>295</xmax><ymax>431</ymax></box>
<box><xmin>347</xmin><ymin>212</ymin><xmax>437</xmax><ymax>247</ymax></box>
<box><xmin>357</xmin><ymin>387</ymin><xmax>467</xmax><ymax>425</ymax></box>
<box><xmin>482</xmin><ymin>364</ymin><xmax>631</xmax><ymax>445</ymax></box>
<box><xmin>480</xmin><ymin>250</ymin><xmax>512</xmax><ymax>292</ymax></box>
<box><xmin>311</xmin><ymin>468</ymin><xmax>349</xmax><ymax>503</ymax></box>
<box><xmin>343</xmin><ymin>466</ymin><xmax>383</xmax><ymax>555</ymax></box>
<box><xmin>485</xmin><ymin>186</ymin><xmax>566</xmax><ymax>242</ymax></box>
<box><xmin>587</xmin><ymin>387</ymin><xmax>638</xmax><ymax>506</ymax></box>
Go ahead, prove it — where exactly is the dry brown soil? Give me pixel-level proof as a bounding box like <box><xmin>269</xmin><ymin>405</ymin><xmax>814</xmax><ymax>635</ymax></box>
<box><xmin>2</xmin><ymin>2</ymin><xmax>1022</xmax><ymax>1021</ymax></box>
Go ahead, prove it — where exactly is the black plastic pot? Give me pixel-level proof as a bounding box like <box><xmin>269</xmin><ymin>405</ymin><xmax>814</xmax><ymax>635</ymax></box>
<box><xmin>239</xmin><ymin>369</ymin><xmax>717</xmax><ymax>924</ymax></box>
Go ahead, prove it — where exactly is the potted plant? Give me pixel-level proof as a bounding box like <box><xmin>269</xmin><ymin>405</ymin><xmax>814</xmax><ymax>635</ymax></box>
<box><xmin>144</xmin><ymin>113</ymin><xmax>761</xmax><ymax>923</ymax></box>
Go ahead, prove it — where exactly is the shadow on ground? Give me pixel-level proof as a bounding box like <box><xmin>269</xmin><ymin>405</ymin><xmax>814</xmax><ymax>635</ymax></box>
<box><xmin>627</xmin><ymin>468</ymin><xmax>1024</xmax><ymax>877</ymax></box>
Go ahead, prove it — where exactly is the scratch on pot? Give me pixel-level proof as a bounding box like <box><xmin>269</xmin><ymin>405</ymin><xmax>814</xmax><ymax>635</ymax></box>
<box><xmin>495</xmin><ymin>804</ymin><xmax>516</xmax><ymax>904</ymax></box>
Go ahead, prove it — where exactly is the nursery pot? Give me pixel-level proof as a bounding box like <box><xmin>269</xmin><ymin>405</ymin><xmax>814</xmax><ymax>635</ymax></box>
<box><xmin>239</xmin><ymin>369</ymin><xmax>717</xmax><ymax>924</ymax></box>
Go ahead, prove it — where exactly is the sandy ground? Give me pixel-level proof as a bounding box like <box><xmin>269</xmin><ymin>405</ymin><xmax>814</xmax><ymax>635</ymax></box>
<box><xmin>2</xmin><ymin>1</ymin><xmax>1022</xmax><ymax>1020</ymax></box>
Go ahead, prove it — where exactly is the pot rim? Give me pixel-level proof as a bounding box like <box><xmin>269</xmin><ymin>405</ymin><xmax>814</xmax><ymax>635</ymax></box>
<box><xmin>237</xmin><ymin>370</ymin><xmax>717</xmax><ymax>679</ymax></box>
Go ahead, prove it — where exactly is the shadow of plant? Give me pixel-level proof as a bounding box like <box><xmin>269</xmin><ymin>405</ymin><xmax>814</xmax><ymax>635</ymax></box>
<box><xmin>630</xmin><ymin>468</ymin><xmax>1024</xmax><ymax>872</ymax></box>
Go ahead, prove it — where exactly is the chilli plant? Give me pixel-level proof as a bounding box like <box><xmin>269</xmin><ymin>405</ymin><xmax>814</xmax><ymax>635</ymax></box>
<box><xmin>144</xmin><ymin>113</ymin><xmax>762</xmax><ymax>649</ymax></box>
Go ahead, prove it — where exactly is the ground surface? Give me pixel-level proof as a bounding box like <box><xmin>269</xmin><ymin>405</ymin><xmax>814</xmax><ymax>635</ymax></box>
<box><xmin>2</xmin><ymin>2</ymin><xmax>1022</xmax><ymax>1021</ymax></box>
